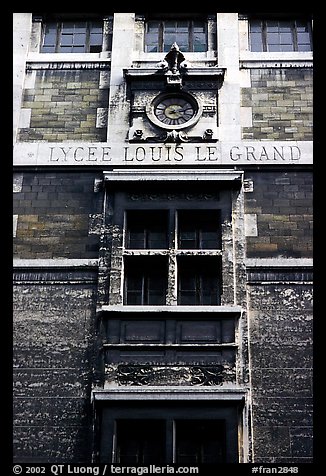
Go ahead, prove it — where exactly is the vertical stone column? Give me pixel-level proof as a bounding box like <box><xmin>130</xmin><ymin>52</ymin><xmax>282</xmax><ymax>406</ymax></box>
<box><xmin>13</xmin><ymin>13</ymin><xmax>32</xmax><ymax>144</ymax></box>
<box><xmin>107</xmin><ymin>13</ymin><xmax>135</xmax><ymax>142</ymax></box>
<box><xmin>217</xmin><ymin>13</ymin><xmax>242</xmax><ymax>141</ymax></box>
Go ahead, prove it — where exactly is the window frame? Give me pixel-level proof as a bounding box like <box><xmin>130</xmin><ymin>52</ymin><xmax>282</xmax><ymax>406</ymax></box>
<box><xmin>41</xmin><ymin>20</ymin><xmax>104</xmax><ymax>53</ymax></box>
<box><xmin>99</xmin><ymin>401</ymin><xmax>241</xmax><ymax>464</ymax></box>
<box><xmin>144</xmin><ymin>19</ymin><xmax>208</xmax><ymax>53</ymax></box>
<box><xmin>124</xmin><ymin>256</ymin><xmax>169</xmax><ymax>305</ymax></box>
<box><xmin>177</xmin><ymin>209</ymin><xmax>221</xmax><ymax>250</ymax></box>
<box><xmin>177</xmin><ymin>256</ymin><xmax>222</xmax><ymax>306</ymax></box>
<box><xmin>249</xmin><ymin>19</ymin><xmax>313</xmax><ymax>52</ymax></box>
<box><xmin>125</xmin><ymin>209</ymin><xmax>169</xmax><ymax>249</ymax></box>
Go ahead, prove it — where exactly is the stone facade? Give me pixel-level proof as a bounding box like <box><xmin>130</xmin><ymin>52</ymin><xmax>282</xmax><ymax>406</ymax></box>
<box><xmin>247</xmin><ymin>280</ymin><xmax>313</xmax><ymax>463</ymax></box>
<box><xmin>244</xmin><ymin>171</ymin><xmax>313</xmax><ymax>258</ymax></box>
<box><xmin>17</xmin><ymin>70</ymin><xmax>108</xmax><ymax>142</ymax></box>
<box><xmin>242</xmin><ymin>69</ymin><xmax>313</xmax><ymax>141</ymax></box>
<box><xmin>13</xmin><ymin>277</ymin><xmax>98</xmax><ymax>462</ymax></box>
<box><xmin>13</xmin><ymin>12</ymin><xmax>313</xmax><ymax>465</ymax></box>
<box><xmin>13</xmin><ymin>172</ymin><xmax>103</xmax><ymax>259</ymax></box>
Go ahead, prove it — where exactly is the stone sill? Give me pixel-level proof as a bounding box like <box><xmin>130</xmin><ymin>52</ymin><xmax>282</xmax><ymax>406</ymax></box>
<box><xmin>92</xmin><ymin>386</ymin><xmax>247</xmax><ymax>401</ymax></box>
<box><xmin>239</xmin><ymin>51</ymin><xmax>313</xmax><ymax>68</ymax></box>
<box><xmin>99</xmin><ymin>305</ymin><xmax>242</xmax><ymax>314</ymax></box>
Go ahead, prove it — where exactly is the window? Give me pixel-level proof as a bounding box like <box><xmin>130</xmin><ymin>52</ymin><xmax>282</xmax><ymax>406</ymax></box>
<box><xmin>176</xmin><ymin>420</ymin><xmax>226</xmax><ymax>464</ymax></box>
<box><xmin>249</xmin><ymin>19</ymin><xmax>312</xmax><ymax>52</ymax></box>
<box><xmin>145</xmin><ymin>20</ymin><xmax>207</xmax><ymax>52</ymax></box>
<box><xmin>122</xmin><ymin>208</ymin><xmax>222</xmax><ymax>306</ymax></box>
<box><xmin>100</xmin><ymin>403</ymin><xmax>240</xmax><ymax>463</ymax></box>
<box><xmin>178</xmin><ymin>256</ymin><xmax>222</xmax><ymax>305</ymax></box>
<box><xmin>126</xmin><ymin>210</ymin><xmax>168</xmax><ymax>249</ymax></box>
<box><xmin>124</xmin><ymin>256</ymin><xmax>168</xmax><ymax>305</ymax></box>
<box><xmin>115</xmin><ymin>420</ymin><xmax>165</xmax><ymax>464</ymax></box>
<box><xmin>41</xmin><ymin>21</ymin><xmax>103</xmax><ymax>53</ymax></box>
<box><xmin>114</xmin><ymin>419</ymin><xmax>226</xmax><ymax>464</ymax></box>
<box><xmin>178</xmin><ymin>210</ymin><xmax>221</xmax><ymax>249</ymax></box>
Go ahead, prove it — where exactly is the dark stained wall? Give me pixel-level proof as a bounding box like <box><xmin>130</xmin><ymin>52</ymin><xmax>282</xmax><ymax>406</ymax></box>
<box><xmin>13</xmin><ymin>278</ymin><xmax>98</xmax><ymax>463</ymax></box>
<box><xmin>247</xmin><ymin>280</ymin><xmax>313</xmax><ymax>463</ymax></box>
<box><xmin>13</xmin><ymin>172</ymin><xmax>103</xmax><ymax>259</ymax></box>
<box><xmin>244</xmin><ymin>170</ymin><xmax>313</xmax><ymax>258</ymax></box>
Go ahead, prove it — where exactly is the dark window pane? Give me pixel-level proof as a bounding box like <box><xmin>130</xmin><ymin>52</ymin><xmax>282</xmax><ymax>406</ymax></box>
<box><xmin>126</xmin><ymin>292</ymin><xmax>143</xmax><ymax>305</ymax></box>
<box><xmin>179</xmin><ymin>292</ymin><xmax>197</xmax><ymax>305</ymax></box>
<box><xmin>178</xmin><ymin>210</ymin><xmax>220</xmax><ymax>249</ymax></box>
<box><xmin>90</xmin><ymin>45</ymin><xmax>102</xmax><ymax>53</ymax></box>
<box><xmin>116</xmin><ymin>420</ymin><xmax>165</xmax><ymax>464</ymax></box>
<box><xmin>279</xmin><ymin>21</ymin><xmax>292</xmax><ymax>32</ymax></box>
<box><xmin>267</xmin><ymin>32</ymin><xmax>280</xmax><ymax>44</ymax></box>
<box><xmin>127</xmin><ymin>276</ymin><xmax>143</xmax><ymax>291</ymax></box>
<box><xmin>250</xmin><ymin>21</ymin><xmax>262</xmax><ymax>33</ymax></box>
<box><xmin>176</xmin><ymin>420</ymin><xmax>226</xmax><ymax>464</ymax></box>
<box><xmin>176</xmin><ymin>21</ymin><xmax>188</xmax><ymax>32</ymax></box>
<box><xmin>61</xmin><ymin>23</ymin><xmax>75</xmax><ymax>33</ymax></box>
<box><xmin>90</xmin><ymin>33</ymin><xmax>103</xmax><ymax>45</ymax></box>
<box><xmin>72</xmin><ymin>46</ymin><xmax>86</xmax><ymax>52</ymax></box>
<box><xmin>180</xmin><ymin>276</ymin><xmax>197</xmax><ymax>290</ymax></box>
<box><xmin>147</xmin><ymin>231</ymin><xmax>167</xmax><ymax>249</ymax></box>
<box><xmin>59</xmin><ymin>46</ymin><xmax>73</xmax><ymax>52</ymax></box>
<box><xmin>124</xmin><ymin>257</ymin><xmax>167</xmax><ymax>305</ymax></box>
<box><xmin>73</xmin><ymin>22</ymin><xmax>87</xmax><ymax>32</ymax></box>
<box><xmin>178</xmin><ymin>257</ymin><xmax>221</xmax><ymax>305</ymax></box>
<box><xmin>298</xmin><ymin>43</ymin><xmax>311</xmax><ymax>52</ymax></box>
<box><xmin>42</xmin><ymin>46</ymin><xmax>56</xmax><ymax>52</ymax></box>
<box><xmin>147</xmin><ymin>21</ymin><xmax>159</xmax><ymax>33</ymax></box>
<box><xmin>126</xmin><ymin>210</ymin><xmax>168</xmax><ymax>249</ymax></box>
<box><xmin>43</xmin><ymin>32</ymin><xmax>56</xmax><ymax>46</ymax></box>
<box><xmin>280</xmin><ymin>44</ymin><xmax>294</xmax><ymax>52</ymax></box>
<box><xmin>194</xmin><ymin>21</ymin><xmax>205</xmax><ymax>32</ymax></box>
<box><xmin>280</xmin><ymin>32</ymin><xmax>292</xmax><ymax>44</ymax></box>
<box><xmin>268</xmin><ymin>44</ymin><xmax>281</xmax><ymax>52</ymax></box>
<box><xmin>250</xmin><ymin>32</ymin><xmax>263</xmax><ymax>51</ymax></box>
<box><xmin>61</xmin><ymin>34</ymin><xmax>73</xmax><ymax>46</ymax></box>
<box><xmin>74</xmin><ymin>33</ymin><xmax>86</xmax><ymax>43</ymax></box>
<box><xmin>194</xmin><ymin>33</ymin><xmax>206</xmax><ymax>49</ymax></box>
<box><xmin>266</xmin><ymin>21</ymin><xmax>279</xmax><ymax>31</ymax></box>
<box><xmin>128</xmin><ymin>231</ymin><xmax>145</xmax><ymax>249</ymax></box>
<box><xmin>297</xmin><ymin>32</ymin><xmax>311</xmax><ymax>43</ymax></box>
<box><xmin>165</xmin><ymin>21</ymin><xmax>176</xmax><ymax>32</ymax></box>
<box><xmin>164</xmin><ymin>33</ymin><xmax>177</xmax><ymax>46</ymax></box>
<box><xmin>90</xmin><ymin>22</ymin><xmax>103</xmax><ymax>33</ymax></box>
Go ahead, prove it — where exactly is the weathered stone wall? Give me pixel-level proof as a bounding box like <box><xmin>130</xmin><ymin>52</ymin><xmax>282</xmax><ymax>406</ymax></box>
<box><xmin>244</xmin><ymin>170</ymin><xmax>313</xmax><ymax>258</ymax></box>
<box><xmin>13</xmin><ymin>172</ymin><xmax>103</xmax><ymax>259</ymax></box>
<box><xmin>247</xmin><ymin>280</ymin><xmax>313</xmax><ymax>463</ymax></box>
<box><xmin>13</xmin><ymin>278</ymin><xmax>98</xmax><ymax>463</ymax></box>
<box><xmin>17</xmin><ymin>69</ymin><xmax>108</xmax><ymax>142</ymax></box>
<box><xmin>242</xmin><ymin>68</ymin><xmax>313</xmax><ymax>141</ymax></box>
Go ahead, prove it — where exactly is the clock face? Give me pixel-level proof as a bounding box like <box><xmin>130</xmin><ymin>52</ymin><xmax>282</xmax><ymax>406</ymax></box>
<box><xmin>154</xmin><ymin>96</ymin><xmax>196</xmax><ymax>127</ymax></box>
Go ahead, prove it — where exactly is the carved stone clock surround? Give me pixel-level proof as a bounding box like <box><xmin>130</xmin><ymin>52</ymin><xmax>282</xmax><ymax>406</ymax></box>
<box><xmin>124</xmin><ymin>44</ymin><xmax>225</xmax><ymax>143</ymax></box>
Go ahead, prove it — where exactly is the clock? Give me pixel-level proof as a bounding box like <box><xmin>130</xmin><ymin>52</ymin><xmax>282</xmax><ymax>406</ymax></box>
<box><xmin>147</xmin><ymin>93</ymin><xmax>201</xmax><ymax>130</ymax></box>
<box><xmin>154</xmin><ymin>96</ymin><xmax>196</xmax><ymax>126</ymax></box>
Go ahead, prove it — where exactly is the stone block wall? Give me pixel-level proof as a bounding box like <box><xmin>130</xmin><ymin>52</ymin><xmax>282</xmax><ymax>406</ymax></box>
<box><xmin>244</xmin><ymin>171</ymin><xmax>313</xmax><ymax>258</ymax></box>
<box><xmin>13</xmin><ymin>280</ymin><xmax>98</xmax><ymax>462</ymax></box>
<box><xmin>13</xmin><ymin>172</ymin><xmax>103</xmax><ymax>259</ymax></box>
<box><xmin>242</xmin><ymin>68</ymin><xmax>313</xmax><ymax>141</ymax></box>
<box><xmin>17</xmin><ymin>69</ymin><xmax>108</xmax><ymax>142</ymax></box>
<box><xmin>247</xmin><ymin>281</ymin><xmax>313</xmax><ymax>463</ymax></box>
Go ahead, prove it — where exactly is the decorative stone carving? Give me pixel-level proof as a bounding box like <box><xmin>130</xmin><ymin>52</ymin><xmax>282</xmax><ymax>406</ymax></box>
<box><xmin>113</xmin><ymin>364</ymin><xmax>224</xmax><ymax>386</ymax></box>
<box><xmin>163</xmin><ymin>130</ymin><xmax>188</xmax><ymax>143</ymax></box>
